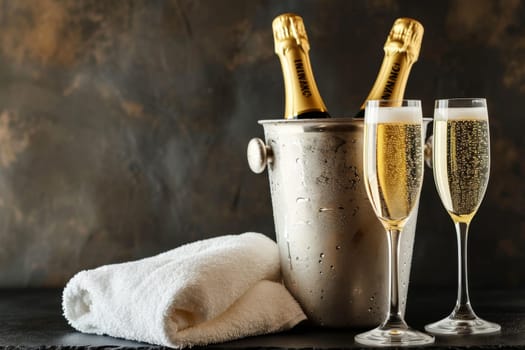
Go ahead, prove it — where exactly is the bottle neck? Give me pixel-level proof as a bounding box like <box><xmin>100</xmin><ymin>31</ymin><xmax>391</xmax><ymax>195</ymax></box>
<box><xmin>356</xmin><ymin>52</ymin><xmax>415</xmax><ymax>116</ymax></box>
<box><xmin>277</xmin><ymin>46</ymin><xmax>329</xmax><ymax>119</ymax></box>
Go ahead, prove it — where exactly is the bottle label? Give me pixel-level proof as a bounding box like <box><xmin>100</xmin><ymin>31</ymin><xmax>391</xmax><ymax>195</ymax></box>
<box><xmin>381</xmin><ymin>62</ymin><xmax>401</xmax><ymax>99</ymax></box>
<box><xmin>277</xmin><ymin>47</ymin><xmax>328</xmax><ymax>118</ymax></box>
<box><xmin>358</xmin><ymin>54</ymin><xmax>412</xmax><ymax>112</ymax></box>
<box><xmin>294</xmin><ymin>59</ymin><xmax>312</xmax><ymax>97</ymax></box>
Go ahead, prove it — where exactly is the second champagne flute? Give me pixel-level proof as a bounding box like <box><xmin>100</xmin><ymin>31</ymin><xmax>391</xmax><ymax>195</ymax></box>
<box><xmin>425</xmin><ymin>98</ymin><xmax>501</xmax><ymax>335</ymax></box>
<box><xmin>355</xmin><ymin>100</ymin><xmax>434</xmax><ymax>346</ymax></box>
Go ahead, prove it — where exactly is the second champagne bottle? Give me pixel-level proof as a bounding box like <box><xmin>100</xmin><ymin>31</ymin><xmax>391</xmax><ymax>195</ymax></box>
<box><xmin>354</xmin><ymin>18</ymin><xmax>424</xmax><ymax>118</ymax></box>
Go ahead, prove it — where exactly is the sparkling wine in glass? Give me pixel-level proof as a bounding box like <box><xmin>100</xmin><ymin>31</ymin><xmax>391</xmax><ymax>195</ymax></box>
<box><xmin>425</xmin><ymin>98</ymin><xmax>501</xmax><ymax>335</ymax></box>
<box><xmin>355</xmin><ymin>100</ymin><xmax>434</xmax><ymax>346</ymax></box>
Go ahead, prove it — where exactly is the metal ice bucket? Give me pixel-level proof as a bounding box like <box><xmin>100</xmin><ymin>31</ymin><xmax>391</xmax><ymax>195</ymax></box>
<box><xmin>247</xmin><ymin>118</ymin><xmax>430</xmax><ymax>328</ymax></box>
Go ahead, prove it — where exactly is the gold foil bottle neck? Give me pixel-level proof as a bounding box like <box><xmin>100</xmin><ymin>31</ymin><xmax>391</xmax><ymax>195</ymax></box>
<box><xmin>355</xmin><ymin>17</ymin><xmax>424</xmax><ymax>116</ymax></box>
<box><xmin>384</xmin><ymin>17</ymin><xmax>424</xmax><ymax>62</ymax></box>
<box><xmin>272</xmin><ymin>13</ymin><xmax>310</xmax><ymax>55</ymax></box>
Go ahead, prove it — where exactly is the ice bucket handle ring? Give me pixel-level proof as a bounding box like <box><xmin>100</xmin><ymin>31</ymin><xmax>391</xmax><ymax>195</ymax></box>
<box><xmin>247</xmin><ymin>138</ymin><xmax>273</xmax><ymax>174</ymax></box>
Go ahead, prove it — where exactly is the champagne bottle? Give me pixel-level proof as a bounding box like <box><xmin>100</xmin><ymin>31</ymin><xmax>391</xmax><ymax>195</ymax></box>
<box><xmin>354</xmin><ymin>18</ymin><xmax>424</xmax><ymax>118</ymax></box>
<box><xmin>272</xmin><ymin>13</ymin><xmax>330</xmax><ymax>119</ymax></box>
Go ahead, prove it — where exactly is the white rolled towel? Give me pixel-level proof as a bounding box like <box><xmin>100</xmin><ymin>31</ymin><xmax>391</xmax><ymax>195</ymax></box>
<box><xmin>62</xmin><ymin>232</ymin><xmax>306</xmax><ymax>348</ymax></box>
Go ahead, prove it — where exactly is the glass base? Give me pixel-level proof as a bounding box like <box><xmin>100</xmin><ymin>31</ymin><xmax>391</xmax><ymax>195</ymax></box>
<box><xmin>355</xmin><ymin>326</ymin><xmax>435</xmax><ymax>347</ymax></box>
<box><xmin>425</xmin><ymin>315</ymin><xmax>501</xmax><ymax>335</ymax></box>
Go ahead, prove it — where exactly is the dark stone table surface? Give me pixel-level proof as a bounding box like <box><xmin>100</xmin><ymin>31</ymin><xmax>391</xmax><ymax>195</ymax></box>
<box><xmin>0</xmin><ymin>288</ymin><xmax>523</xmax><ymax>349</ymax></box>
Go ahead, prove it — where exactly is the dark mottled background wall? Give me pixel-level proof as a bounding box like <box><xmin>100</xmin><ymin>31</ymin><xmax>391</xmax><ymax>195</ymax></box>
<box><xmin>0</xmin><ymin>0</ymin><xmax>523</xmax><ymax>288</ymax></box>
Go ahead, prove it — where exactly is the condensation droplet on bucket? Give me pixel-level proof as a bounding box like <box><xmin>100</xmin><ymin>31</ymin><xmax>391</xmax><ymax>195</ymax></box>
<box><xmin>286</xmin><ymin>241</ymin><xmax>292</xmax><ymax>270</ymax></box>
<box><xmin>368</xmin><ymin>307</ymin><xmax>372</xmax><ymax>312</ymax></box>
<box><xmin>330</xmin><ymin>265</ymin><xmax>334</xmax><ymax>270</ymax></box>
<box><xmin>296</xmin><ymin>197</ymin><xmax>310</xmax><ymax>203</ymax></box>
<box><xmin>370</xmin><ymin>296</ymin><xmax>375</xmax><ymax>301</ymax></box>
<box><xmin>318</xmin><ymin>207</ymin><xmax>334</xmax><ymax>212</ymax></box>
<box><xmin>336</xmin><ymin>245</ymin><xmax>341</xmax><ymax>250</ymax></box>
<box><xmin>320</xmin><ymin>253</ymin><xmax>325</xmax><ymax>258</ymax></box>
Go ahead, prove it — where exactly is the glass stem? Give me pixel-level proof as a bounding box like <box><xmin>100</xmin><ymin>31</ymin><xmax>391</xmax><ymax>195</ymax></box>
<box><xmin>452</xmin><ymin>221</ymin><xmax>476</xmax><ymax>318</ymax></box>
<box><xmin>382</xmin><ymin>228</ymin><xmax>408</xmax><ymax>329</ymax></box>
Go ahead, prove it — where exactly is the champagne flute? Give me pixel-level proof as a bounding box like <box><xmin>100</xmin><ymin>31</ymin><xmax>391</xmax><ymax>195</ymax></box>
<box><xmin>425</xmin><ymin>98</ymin><xmax>501</xmax><ymax>335</ymax></box>
<box><xmin>355</xmin><ymin>100</ymin><xmax>434</xmax><ymax>346</ymax></box>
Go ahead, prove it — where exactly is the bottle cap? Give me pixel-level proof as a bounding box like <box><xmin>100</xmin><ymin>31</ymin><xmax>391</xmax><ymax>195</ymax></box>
<box><xmin>385</xmin><ymin>18</ymin><xmax>424</xmax><ymax>62</ymax></box>
<box><xmin>272</xmin><ymin>13</ymin><xmax>310</xmax><ymax>55</ymax></box>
